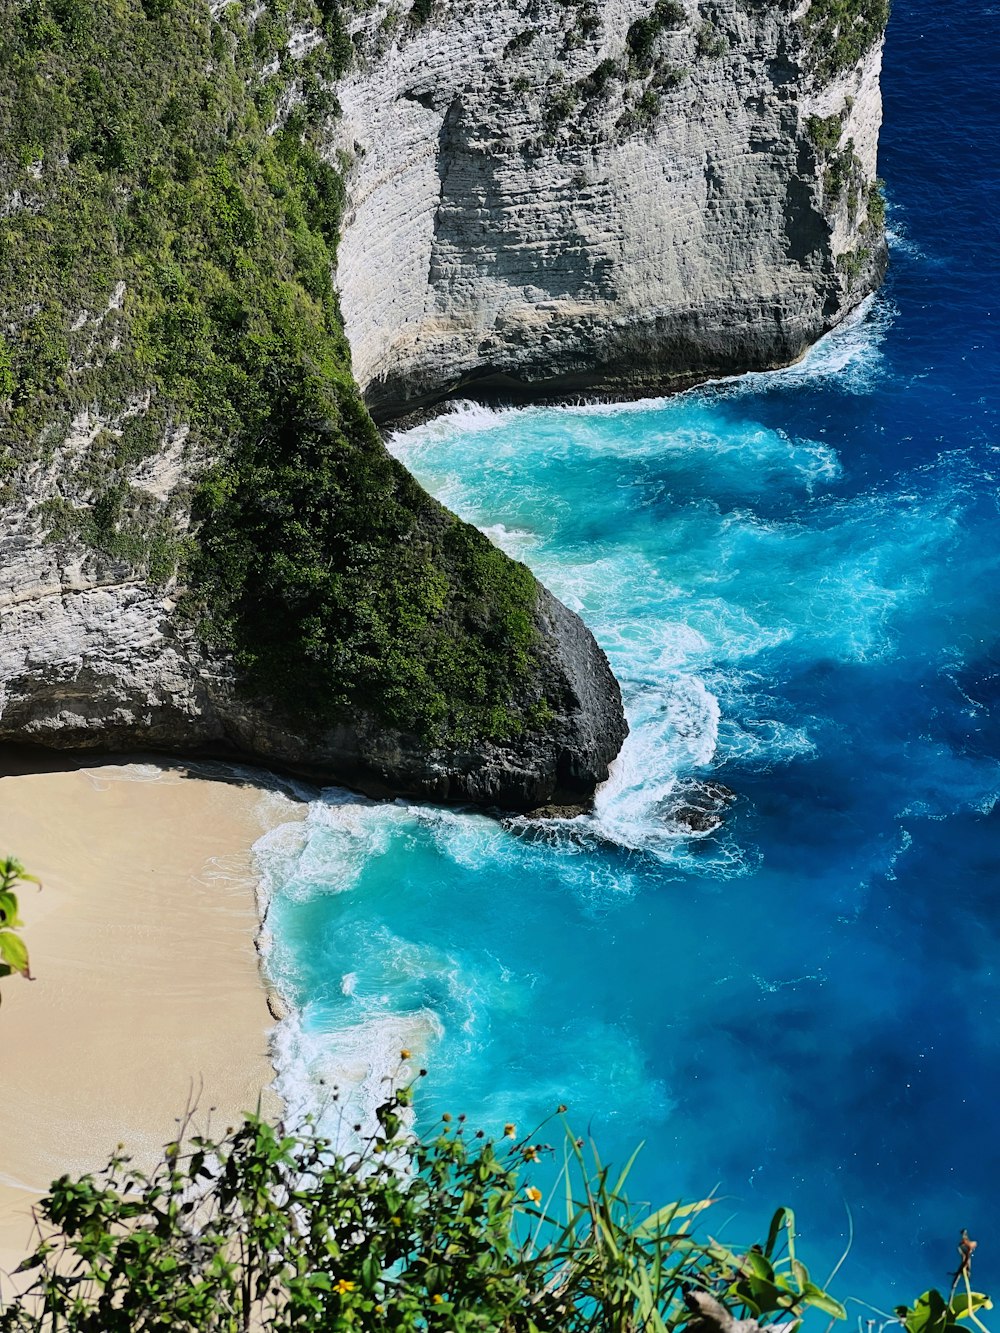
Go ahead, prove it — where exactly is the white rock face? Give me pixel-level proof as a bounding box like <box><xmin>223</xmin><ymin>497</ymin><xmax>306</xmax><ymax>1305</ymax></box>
<box><xmin>0</xmin><ymin>423</ymin><xmax>628</xmax><ymax>810</ymax></box>
<box><xmin>332</xmin><ymin>0</ymin><xmax>885</xmax><ymax>416</ymax></box>
<box><xmin>0</xmin><ymin>536</ymin><xmax>214</xmax><ymax>748</ymax></box>
<box><xmin>0</xmin><ymin>0</ymin><xmax>886</xmax><ymax>803</ymax></box>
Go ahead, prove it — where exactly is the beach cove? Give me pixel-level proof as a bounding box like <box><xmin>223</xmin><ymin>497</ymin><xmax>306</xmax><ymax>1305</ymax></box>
<box><xmin>0</xmin><ymin>0</ymin><xmax>996</xmax><ymax>1317</ymax></box>
<box><xmin>254</xmin><ymin>0</ymin><xmax>1000</xmax><ymax>1305</ymax></box>
<box><xmin>0</xmin><ymin>758</ymin><xmax>298</xmax><ymax>1273</ymax></box>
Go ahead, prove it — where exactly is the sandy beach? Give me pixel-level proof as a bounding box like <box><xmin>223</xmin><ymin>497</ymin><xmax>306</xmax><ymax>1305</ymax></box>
<box><xmin>0</xmin><ymin>756</ymin><xmax>299</xmax><ymax>1275</ymax></box>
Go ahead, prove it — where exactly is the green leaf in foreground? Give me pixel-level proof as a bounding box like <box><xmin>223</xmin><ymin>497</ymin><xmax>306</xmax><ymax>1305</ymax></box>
<box><xmin>0</xmin><ymin>857</ymin><xmax>37</xmax><ymax>999</ymax></box>
<box><xmin>0</xmin><ymin>1070</ymin><xmax>850</xmax><ymax>1333</ymax></box>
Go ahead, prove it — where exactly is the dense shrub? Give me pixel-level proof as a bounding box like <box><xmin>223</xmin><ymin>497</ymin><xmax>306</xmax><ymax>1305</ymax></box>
<box><xmin>4</xmin><ymin>1066</ymin><xmax>987</xmax><ymax>1332</ymax></box>
<box><xmin>803</xmin><ymin>0</ymin><xmax>891</xmax><ymax>78</ymax></box>
<box><xmin>866</xmin><ymin>178</ymin><xmax>887</xmax><ymax>230</ymax></box>
<box><xmin>694</xmin><ymin>22</ymin><xmax>726</xmax><ymax>58</ymax></box>
<box><xmin>806</xmin><ymin>111</ymin><xmax>844</xmax><ymax>152</ymax></box>
<box><xmin>626</xmin><ymin>0</ymin><xmax>685</xmax><ymax>72</ymax></box>
<box><xmin>1</xmin><ymin>1070</ymin><xmax>854</xmax><ymax>1333</ymax></box>
<box><xmin>0</xmin><ymin>0</ymin><xmax>546</xmax><ymax>744</ymax></box>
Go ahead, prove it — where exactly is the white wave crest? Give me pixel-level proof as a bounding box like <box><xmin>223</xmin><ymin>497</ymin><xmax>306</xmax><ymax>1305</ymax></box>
<box><xmin>272</xmin><ymin>1007</ymin><xmax>441</xmax><ymax>1145</ymax></box>
<box><xmin>476</xmin><ymin>522</ymin><xmax>542</xmax><ymax>559</ymax></box>
<box><xmin>387</xmin><ymin>399</ymin><xmax>517</xmax><ymax>460</ymax></box>
<box><xmin>592</xmin><ymin>674</ymin><xmax>721</xmax><ymax>854</ymax></box>
<box><xmin>706</xmin><ymin>294</ymin><xmax>894</xmax><ymax>397</ymax></box>
<box><xmin>255</xmin><ymin>793</ymin><xmax>417</xmax><ymax>906</ymax></box>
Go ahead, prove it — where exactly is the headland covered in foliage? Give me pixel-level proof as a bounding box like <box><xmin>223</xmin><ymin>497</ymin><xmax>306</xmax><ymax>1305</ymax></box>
<box><xmin>0</xmin><ymin>0</ymin><xmax>550</xmax><ymax>748</ymax></box>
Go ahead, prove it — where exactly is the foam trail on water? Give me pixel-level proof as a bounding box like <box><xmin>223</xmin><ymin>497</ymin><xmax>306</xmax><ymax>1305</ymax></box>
<box><xmin>253</xmin><ymin>798</ymin><xmax>438</xmax><ymax>1143</ymax></box>
<box><xmin>719</xmin><ymin>293</ymin><xmax>892</xmax><ymax>392</ymax></box>
<box><xmin>272</xmin><ymin>1005</ymin><xmax>439</xmax><ymax>1144</ymax></box>
<box><xmin>589</xmin><ymin>674</ymin><xmax>721</xmax><ymax>854</ymax></box>
<box><xmin>265</xmin><ymin>293</ymin><xmax>992</xmax><ymax>1176</ymax></box>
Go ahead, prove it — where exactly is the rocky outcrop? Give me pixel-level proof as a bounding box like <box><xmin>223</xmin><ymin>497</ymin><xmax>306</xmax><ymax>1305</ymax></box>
<box><xmin>0</xmin><ymin>0</ymin><xmax>889</xmax><ymax>809</ymax></box>
<box><xmin>332</xmin><ymin>0</ymin><xmax>887</xmax><ymax>418</ymax></box>
<box><xmin>0</xmin><ymin>521</ymin><xmax>625</xmax><ymax>812</ymax></box>
<box><xmin>0</xmin><ymin>0</ymin><xmax>634</xmax><ymax>812</ymax></box>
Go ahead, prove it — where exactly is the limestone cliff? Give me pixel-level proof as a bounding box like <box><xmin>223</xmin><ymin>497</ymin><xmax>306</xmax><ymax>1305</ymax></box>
<box><xmin>333</xmin><ymin>0</ymin><xmax>887</xmax><ymax>417</ymax></box>
<box><xmin>0</xmin><ymin>0</ymin><xmax>630</xmax><ymax>809</ymax></box>
<box><xmin>0</xmin><ymin>532</ymin><xmax>625</xmax><ymax>809</ymax></box>
<box><xmin>0</xmin><ymin>0</ymin><xmax>887</xmax><ymax>809</ymax></box>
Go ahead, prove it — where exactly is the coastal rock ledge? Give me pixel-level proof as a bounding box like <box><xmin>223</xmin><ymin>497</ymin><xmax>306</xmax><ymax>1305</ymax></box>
<box><xmin>0</xmin><ymin>0</ymin><xmax>887</xmax><ymax>809</ymax></box>
<box><xmin>0</xmin><ymin>539</ymin><xmax>626</xmax><ymax>812</ymax></box>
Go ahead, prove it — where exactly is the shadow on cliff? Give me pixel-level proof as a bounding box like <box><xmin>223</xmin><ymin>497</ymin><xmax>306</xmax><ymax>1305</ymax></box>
<box><xmin>0</xmin><ymin>742</ymin><xmax>307</xmax><ymax>800</ymax></box>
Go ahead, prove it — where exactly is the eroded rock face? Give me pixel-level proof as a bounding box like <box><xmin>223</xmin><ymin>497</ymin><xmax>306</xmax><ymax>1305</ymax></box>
<box><xmin>0</xmin><ymin>0</ymin><xmax>887</xmax><ymax>809</ymax></box>
<box><xmin>333</xmin><ymin>0</ymin><xmax>886</xmax><ymax>418</ymax></box>
<box><xmin>0</xmin><ymin>522</ymin><xmax>626</xmax><ymax>812</ymax></box>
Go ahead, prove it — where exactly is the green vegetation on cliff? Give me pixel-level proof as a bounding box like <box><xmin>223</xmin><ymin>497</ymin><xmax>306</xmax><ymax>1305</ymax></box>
<box><xmin>0</xmin><ymin>0</ymin><xmax>544</xmax><ymax>743</ymax></box>
<box><xmin>0</xmin><ymin>857</ymin><xmax>36</xmax><ymax>1003</ymax></box>
<box><xmin>804</xmin><ymin>0</ymin><xmax>891</xmax><ymax>79</ymax></box>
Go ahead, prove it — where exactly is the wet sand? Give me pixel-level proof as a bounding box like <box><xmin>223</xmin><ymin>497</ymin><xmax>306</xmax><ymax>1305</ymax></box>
<box><xmin>0</xmin><ymin>758</ymin><xmax>299</xmax><ymax>1274</ymax></box>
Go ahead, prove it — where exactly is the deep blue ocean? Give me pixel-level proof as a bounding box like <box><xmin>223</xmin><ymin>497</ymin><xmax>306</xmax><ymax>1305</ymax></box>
<box><xmin>256</xmin><ymin>0</ymin><xmax>1000</xmax><ymax>1313</ymax></box>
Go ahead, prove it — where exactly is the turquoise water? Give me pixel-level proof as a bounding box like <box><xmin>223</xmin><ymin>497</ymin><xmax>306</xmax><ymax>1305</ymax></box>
<box><xmin>257</xmin><ymin>0</ymin><xmax>1000</xmax><ymax>1312</ymax></box>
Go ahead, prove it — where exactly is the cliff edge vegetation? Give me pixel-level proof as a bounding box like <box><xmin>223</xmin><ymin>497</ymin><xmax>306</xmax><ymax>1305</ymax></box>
<box><xmin>2</xmin><ymin>1079</ymin><xmax>989</xmax><ymax>1332</ymax></box>
<box><xmin>0</xmin><ymin>0</ymin><xmax>890</xmax><ymax>804</ymax></box>
<box><xmin>0</xmin><ymin>0</ymin><xmax>626</xmax><ymax>807</ymax></box>
<box><xmin>1</xmin><ymin>1075</ymin><xmax>853</xmax><ymax>1333</ymax></box>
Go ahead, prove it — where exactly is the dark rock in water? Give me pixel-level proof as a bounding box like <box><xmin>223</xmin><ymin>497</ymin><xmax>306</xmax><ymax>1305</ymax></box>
<box><xmin>672</xmin><ymin>805</ymin><xmax>724</xmax><ymax>834</ymax></box>
<box><xmin>523</xmin><ymin>803</ymin><xmax>591</xmax><ymax>821</ymax></box>
<box><xmin>662</xmin><ymin>779</ymin><xmax>737</xmax><ymax>836</ymax></box>
<box><xmin>500</xmin><ymin>810</ymin><xmax>624</xmax><ymax>856</ymax></box>
<box><xmin>699</xmin><ymin>780</ymin><xmax>738</xmax><ymax>806</ymax></box>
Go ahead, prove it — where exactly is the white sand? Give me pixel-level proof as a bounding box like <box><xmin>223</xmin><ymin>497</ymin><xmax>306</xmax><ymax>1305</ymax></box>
<box><xmin>0</xmin><ymin>760</ymin><xmax>299</xmax><ymax>1274</ymax></box>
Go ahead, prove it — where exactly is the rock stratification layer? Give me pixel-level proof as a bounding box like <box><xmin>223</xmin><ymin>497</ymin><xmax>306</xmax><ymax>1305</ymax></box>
<box><xmin>333</xmin><ymin>0</ymin><xmax>887</xmax><ymax>418</ymax></box>
<box><xmin>0</xmin><ymin>0</ymin><xmax>887</xmax><ymax>808</ymax></box>
<box><xmin>0</xmin><ymin>530</ymin><xmax>626</xmax><ymax>811</ymax></box>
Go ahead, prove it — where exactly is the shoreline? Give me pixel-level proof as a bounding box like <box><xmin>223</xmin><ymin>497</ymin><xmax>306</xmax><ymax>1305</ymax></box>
<box><xmin>378</xmin><ymin>292</ymin><xmax>882</xmax><ymax>440</ymax></box>
<box><xmin>0</xmin><ymin>756</ymin><xmax>304</xmax><ymax>1276</ymax></box>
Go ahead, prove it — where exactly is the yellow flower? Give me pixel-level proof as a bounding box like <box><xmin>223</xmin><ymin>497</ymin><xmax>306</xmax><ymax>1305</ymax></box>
<box><xmin>432</xmin><ymin>1293</ymin><xmax>445</xmax><ymax>1304</ymax></box>
<box><xmin>522</xmin><ymin>1146</ymin><xmax>539</xmax><ymax>1163</ymax></box>
<box><xmin>400</xmin><ymin>1049</ymin><xmax>411</xmax><ymax>1060</ymax></box>
<box><xmin>525</xmin><ymin>1186</ymin><xmax>542</xmax><ymax>1204</ymax></box>
<box><xmin>503</xmin><ymin>1122</ymin><xmax>516</xmax><ymax>1138</ymax></box>
<box><xmin>335</xmin><ymin>1279</ymin><xmax>356</xmax><ymax>1295</ymax></box>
